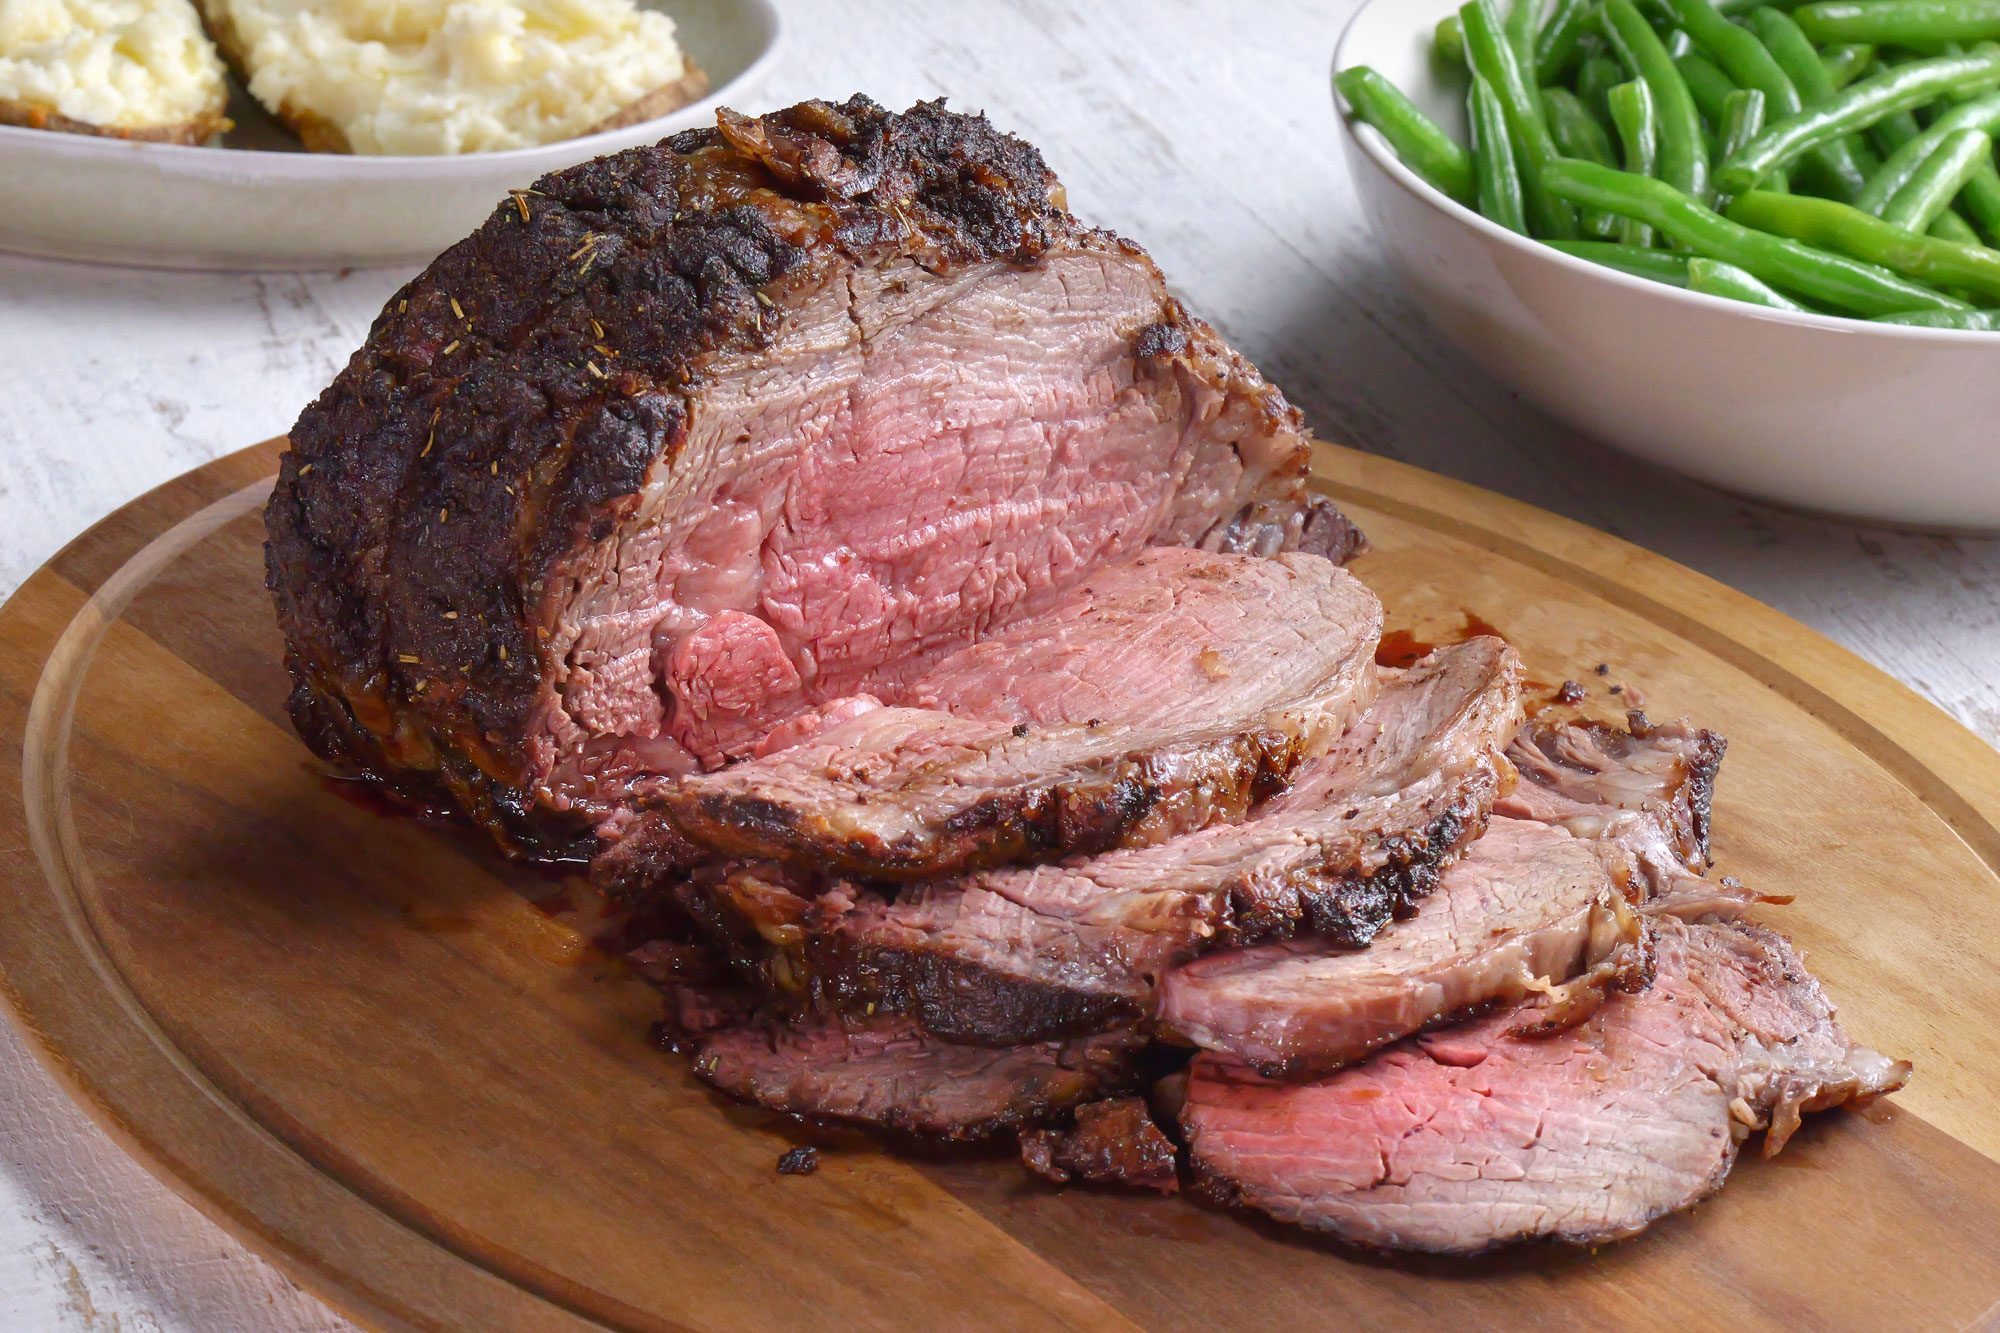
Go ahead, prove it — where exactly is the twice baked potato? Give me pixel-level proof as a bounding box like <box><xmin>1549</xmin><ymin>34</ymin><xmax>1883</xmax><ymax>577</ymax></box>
<box><xmin>0</xmin><ymin>0</ymin><xmax>231</xmax><ymax>145</ymax></box>
<box><xmin>197</xmin><ymin>0</ymin><xmax>706</xmax><ymax>155</ymax></box>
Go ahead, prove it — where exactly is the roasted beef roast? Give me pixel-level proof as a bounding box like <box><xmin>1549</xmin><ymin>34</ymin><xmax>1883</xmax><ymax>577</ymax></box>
<box><xmin>267</xmin><ymin>95</ymin><xmax>1906</xmax><ymax>1259</ymax></box>
<box><xmin>1154</xmin><ymin>716</ymin><xmax>1755</xmax><ymax>1079</ymax></box>
<box><xmin>650</xmin><ymin>547</ymin><xmax>1382</xmax><ymax>878</ymax></box>
<box><xmin>1179</xmin><ymin>919</ymin><xmax>1909</xmax><ymax>1254</ymax></box>
<box><xmin>266</xmin><ymin>96</ymin><xmax>1362</xmax><ymax>859</ymax></box>
<box><xmin>684</xmin><ymin>1010</ymin><xmax>1145</xmax><ymax>1141</ymax></box>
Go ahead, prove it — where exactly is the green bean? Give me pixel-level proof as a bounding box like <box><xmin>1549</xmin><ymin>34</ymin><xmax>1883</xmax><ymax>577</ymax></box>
<box><xmin>1660</xmin><ymin>0</ymin><xmax>1870</xmax><ymax>197</ymax></box>
<box><xmin>1462</xmin><ymin>0</ymin><xmax>1579</xmax><ymax>236</ymax></box>
<box><xmin>1727</xmin><ymin>189</ymin><xmax>2000</xmax><ymax>298</ymax></box>
<box><xmin>1797</xmin><ymin>3</ymin><xmax>2000</xmax><ymax>47</ymax></box>
<box><xmin>1753</xmin><ymin>9</ymin><xmax>1839</xmax><ymax>102</ymax></box>
<box><xmin>1544</xmin><ymin>239</ymin><xmax>1693</xmax><ymax>282</ymax></box>
<box><xmin>1851</xmin><ymin>90</ymin><xmax>2000</xmax><ymax>245</ymax></box>
<box><xmin>1869</xmin><ymin>105</ymin><xmax>1924</xmax><ymax>154</ymax></box>
<box><xmin>1717</xmin><ymin>91</ymin><xmax>1797</xmax><ymax>193</ymax></box>
<box><xmin>1436</xmin><ymin>15</ymin><xmax>1467</xmax><ymax>65</ymax></box>
<box><xmin>1955</xmin><ymin>167</ymin><xmax>2000</xmax><ymax>243</ymax></box>
<box><xmin>1539</xmin><ymin>85</ymin><xmax>1601</xmax><ymax>141</ymax></box>
<box><xmin>1544</xmin><ymin>159</ymin><xmax>1968</xmax><ymax>311</ymax></box>
<box><xmin>1854</xmin><ymin>91</ymin><xmax>2000</xmax><ymax>205</ymax></box>
<box><xmin>1687</xmin><ymin>257</ymin><xmax>1811</xmax><ymax>307</ymax></box>
<box><xmin>1881</xmin><ymin>99</ymin><xmax>1982</xmax><ymax>235</ymax></box>
<box><xmin>1676</xmin><ymin>51</ymin><xmax>1738</xmax><ymax>125</ymax></box>
<box><xmin>1578</xmin><ymin>53</ymin><xmax>1628</xmax><ymax>121</ymax></box>
<box><xmin>1536</xmin><ymin>0</ymin><xmax>1594</xmax><ymax>82</ymax></box>
<box><xmin>1872</xmin><ymin>305</ymin><xmax>2000</xmax><ymax>327</ymax></box>
<box><xmin>1335</xmin><ymin>67</ymin><xmax>1477</xmax><ymax>204</ymax></box>
<box><xmin>1601</xmin><ymin>0</ymin><xmax>1711</xmax><ymax>199</ymax></box>
<box><xmin>1752</xmin><ymin>10</ymin><xmax>1884</xmax><ymax>173</ymax></box>
<box><xmin>1882</xmin><ymin>128</ymin><xmax>1994</xmax><ymax>231</ymax></box>
<box><xmin>1715</xmin><ymin>47</ymin><xmax>2000</xmax><ymax>193</ymax></box>
<box><xmin>1822</xmin><ymin>44</ymin><xmax>1877</xmax><ymax>90</ymax></box>
<box><xmin>1721</xmin><ymin>88</ymin><xmax>1770</xmax><ymax>165</ymax></box>
<box><xmin>1543</xmin><ymin>87</ymin><xmax>1624</xmax><ymax>238</ymax></box>
<box><xmin>1609</xmin><ymin>81</ymin><xmax>1662</xmax><ymax>245</ymax></box>
<box><xmin>1506</xmin><ymin>0</ymin><xmax>1541</xmax><ymax>68</ymax></box>
<box><xmin>1931</xmin><ymin>208</ymin><xmax>1984</xmax><ymax>241</ymax></box>
<box><xmin>1469</xmin><ymin>76</ymin><xmax>1530</xmax><ymax>233</ymax></box>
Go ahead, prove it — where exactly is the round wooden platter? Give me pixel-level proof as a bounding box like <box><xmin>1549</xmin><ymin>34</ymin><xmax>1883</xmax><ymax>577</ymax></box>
<box><xmin>4</xmin><ymin>438</ymin><xmax>2000</xmax><ymax>1332</ymax></box>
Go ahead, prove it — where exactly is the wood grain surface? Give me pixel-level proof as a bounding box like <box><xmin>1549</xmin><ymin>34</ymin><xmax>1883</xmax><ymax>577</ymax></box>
<box><xmin>0</xmin><ymin>437</ymin><xmax>1994</xmax><ymax>1331</ymax></box>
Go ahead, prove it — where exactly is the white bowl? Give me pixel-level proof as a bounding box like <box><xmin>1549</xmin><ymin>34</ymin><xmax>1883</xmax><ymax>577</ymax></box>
<box><xmin>1335</xmin><ymin>0</ymin><xmax>2000</xmax><ymax>531</ymax></box>
<box><xmin>0</xmin><ymin>0</ymin><xmax>780</xmax><ymax>272</ymax></box>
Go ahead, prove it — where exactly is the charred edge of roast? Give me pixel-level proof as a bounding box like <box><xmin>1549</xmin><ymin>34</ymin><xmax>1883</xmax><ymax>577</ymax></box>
<box><xmin>663</xmin><ymin>725</ymin><xmax>1310</xmax><ymax>880</ymax></box>
<box><xmin>665</xmin><ymin>880</ymin><xmax>788</xmax><ymax>988</ymax></box>
<box><xmin>1223</xmin><ymin>781</ymin><xmax>1493</xmax><ymax>951</ymax></box>
<box><xmin>686</xmin><ymin>1026</ymin><xmax>1150</xmax><ymax>1143</ymax></box>
<box><xmin>1206</xmin><ymin>495</ymin><xmax>1369</xmax><ymax>565</ymax></box>
<box><xmin>803</xmin><ymin>929</ymin><xmax>1147</xmax><ymax>1047</ymax></box>
<box><xmin>265</xmin><ymin>95</ymin><xmax>1083</xmax><ymax>857</ymax></box>
<box><xmin>801</xmin><ymin>782</ymin><xmax>1496</xmax><ymax>1048</ymax></box>
<box><xmin>1651</xmin><ymin>715</ymin><xmax>1726</xmax><ymax>865</ymax></box>
<box><xmin>1574</xmin><ymin>710</ymin><xmax>1728</xmax><ymax>866</ymax></box>
<box><xmin>1019</xmin><ymin>1097</ymin><xmax>1181</xmax><ymax>1192</ymax></box>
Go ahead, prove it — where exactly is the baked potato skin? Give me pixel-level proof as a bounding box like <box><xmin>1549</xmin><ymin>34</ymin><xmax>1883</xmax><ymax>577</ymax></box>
<box><xmin>584</xmin><ymin>62</ymin><xmax>710</xmax><ymax>136</ymax></box>
<box><xmin>0</xmin><ymin>96</ymin><xmax>230</xmax><ymax>145</ymax></box>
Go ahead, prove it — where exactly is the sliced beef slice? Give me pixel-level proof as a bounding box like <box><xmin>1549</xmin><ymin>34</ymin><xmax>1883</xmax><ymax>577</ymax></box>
<box><xmin>654</xmin><ymin>548</ymin><xmax>1382</xmax><ymax>878</ymax></box>
<box><xmin>266</xmin><ymin>96</ymin><xmax>1363</xmax><ymax>859</ymax></box>
<box><xmin>1502</xmin><ymin>712</ymin><xmax>1725</xmax><ymax>895</ymax></box>
<box><xmin>687</xmin><ymin>1011</ymin><xmax>1144</xmax><ymax>1141</ymax></box>
<box><xmin>1180</xmin><ymin>918</ymin><xmax>1910</xmax><ymax>1254</ymax></box>
<box><xmin>1019</xmin><ymin>1097</ymin><xmax>1180</xmax><ymax>1192</ymax></box>
<box><xmin>1151</xmin><ymin>713</ymin><xmax>1745</xmax><ymax>1079</ymax></box>
<box><xmin>1155</xmin><ymin>817</ymin><xmax>1641</xmax><ymax>1079</ymax></box>
<box><xmin>798</xmin><ymin>638</ymin><xmax>1523</xmax><ymax>1043</ymax></box>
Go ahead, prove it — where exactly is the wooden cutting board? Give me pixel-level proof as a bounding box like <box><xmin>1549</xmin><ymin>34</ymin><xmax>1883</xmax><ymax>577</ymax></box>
<box><xmin>3</xmin><ymin>438</ymin><xmax>1999</xmax><ymax>1332</ymax></box>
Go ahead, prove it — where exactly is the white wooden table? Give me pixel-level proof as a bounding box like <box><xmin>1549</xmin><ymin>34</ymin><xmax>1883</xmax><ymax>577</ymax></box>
<box><xmin>3</xmin><ymin>0</ymin><xmax>1997</xmax><ymax>1325</ymax></box>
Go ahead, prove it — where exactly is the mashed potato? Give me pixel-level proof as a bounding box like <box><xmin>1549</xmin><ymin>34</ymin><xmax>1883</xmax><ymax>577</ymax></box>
<box><xmin>201</xmin><ymin>0</ymin><xmax>699</xmax><ymax>155</ymax></box>
<box><xmin>0</xmin><ymin>0</ymin><xmax>230</xmax><ymax>141</ymax></box>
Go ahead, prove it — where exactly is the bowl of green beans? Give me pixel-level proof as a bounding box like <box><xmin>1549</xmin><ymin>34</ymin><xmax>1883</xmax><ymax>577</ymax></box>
<box><xmin>1334</xmin><ymin>0</ymin><xmax>2000</xmax><ymax>530</ymax></box>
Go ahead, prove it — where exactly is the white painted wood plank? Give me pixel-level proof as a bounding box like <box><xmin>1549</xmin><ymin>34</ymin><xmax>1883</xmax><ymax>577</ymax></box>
<box><xmin>0</xmin><ymin>0</ymin><xmax>1994</xmax><ymax>1324</ymax></box>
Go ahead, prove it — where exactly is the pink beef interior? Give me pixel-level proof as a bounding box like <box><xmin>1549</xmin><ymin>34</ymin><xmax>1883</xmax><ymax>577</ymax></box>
<box><xmin>534</xmin><ymin>249</ymin><xmax>1296</xmax><ymax>818</ymax></box>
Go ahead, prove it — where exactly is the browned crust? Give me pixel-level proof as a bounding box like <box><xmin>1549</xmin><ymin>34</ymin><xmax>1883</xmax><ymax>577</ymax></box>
<box><xmin>656</xmin><ymin>725</ymin><xmax>1311</xmax><ymax>881</ymax></box>
<box><xmin>1522</xmin><ymin>711</ymin><xmax>1727</xmax><ymax>870</ymax></box>
<box><xmin>0</xmin><ymin>97</ymin><xmax>231</xmax><ymax>145</ymax></box>
<box><xmin>685</xmin><ymin>1024</ymin><xmax>1148</xmax><ymax>1142</ymax></box>
<box><xmin>801</xmin><ymin>775</ymin><xmax>1499</xmax><ymax>1047</ymax></box>
<box><xmin>266</xmin><ymin>96</ymin><xmax>1097</xmax><ymax>858</ymax></box>
<box><xmin>1627</xmin><ymin>710</ymin><xmax>1727</xmax><ymax>868</ymax></box>
<box><xmin>266</xmin><ymin>96</ymin><xmax>1349</xmax><ymax>860</ymax></box>
<box><xmin>1019</xmin><ymin>1097</ymin><xmax>1181</xmax><ymax>1192</ymax></box>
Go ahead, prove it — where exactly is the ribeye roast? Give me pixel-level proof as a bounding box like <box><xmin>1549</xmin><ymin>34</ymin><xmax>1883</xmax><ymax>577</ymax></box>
<box><xmin>265</xmin><ymin>95</ymin><xmax>1362</xmax><ymax>859</ymax></box>
<box><xmin>267</xmin><ymin>94</ymin><xmax>1907</xmax><ymax>1259</ymax></box>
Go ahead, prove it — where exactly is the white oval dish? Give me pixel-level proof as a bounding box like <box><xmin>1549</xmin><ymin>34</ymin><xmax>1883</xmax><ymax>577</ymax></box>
<box><xmin>0</xmin><ymin>0</ymin><xmax>780</xmax><ymax>272</ymax></box>
<box><xmin>1335</xmin><ymin>0</ymin><xmax>2000</xmax><ymax>532</ymax></box>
